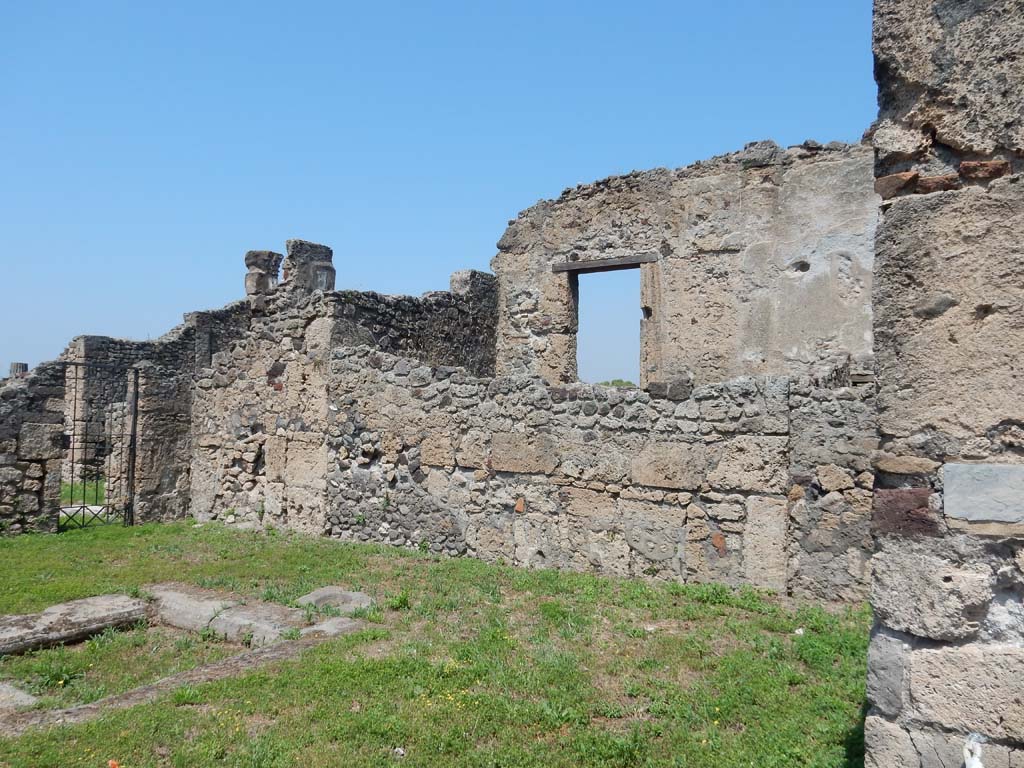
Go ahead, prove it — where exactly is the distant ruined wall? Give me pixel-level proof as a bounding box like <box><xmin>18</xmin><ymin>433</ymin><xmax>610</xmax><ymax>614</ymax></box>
<box><xmin>493</xmin><ymin>142</ymin><xmax>878</xmax><ymax>387</ymax></box>
<box><xmin>865</xmin><ymin>0</ymin><xmax>1024</xmax><ymax>765</ymax></box>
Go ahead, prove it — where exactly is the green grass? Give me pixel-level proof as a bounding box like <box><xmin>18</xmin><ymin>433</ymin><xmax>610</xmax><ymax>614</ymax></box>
<box><xmin>60</xmin><ymin>480</ymin><xmax>106</xmax><ymax>506</ymax></box>
<box><xmin>0</xmin><ymin>523</ymin><xmax>870</xmax><ymax>768</ymax></box>
<box><xmin>0</xmin><ymin>623</ymin><xmax>238</xmax><ymax>710</ymax></box>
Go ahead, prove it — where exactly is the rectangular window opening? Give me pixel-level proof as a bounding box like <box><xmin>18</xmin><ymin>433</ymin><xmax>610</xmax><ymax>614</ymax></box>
<box><xmin>576</xmin><ymin>267</ymin><xmax>641</xmax><ymax>387</ymax></box>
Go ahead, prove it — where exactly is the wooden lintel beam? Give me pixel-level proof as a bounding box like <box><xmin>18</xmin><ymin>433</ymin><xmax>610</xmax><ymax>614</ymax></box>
<box><xmin>551</xmin><ymin>254</ymin><xmax>658</xmax><ymax>274</ymax></box>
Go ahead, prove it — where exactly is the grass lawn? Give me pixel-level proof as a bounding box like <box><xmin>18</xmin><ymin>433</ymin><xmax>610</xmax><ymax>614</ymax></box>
<box><xmin>0</xmin><ymin>623</ymin><xmax>239</xmax><ymax>711</ymax></box>
<box><xmin>60</xmin><ymin>480</ymin><xmax>106</xmax><ymax>506</ymax></box>
<box><xmin>0</xmin><ymin>523</ymin><xmax>869</xmax><ymax>768</ymax></box>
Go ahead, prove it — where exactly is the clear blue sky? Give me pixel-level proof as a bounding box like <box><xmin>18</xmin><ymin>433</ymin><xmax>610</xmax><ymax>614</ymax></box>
<box><xmin>0</xmin><ymin>1</ymin><xmax>877</xmax><ymax>382</ymax></box>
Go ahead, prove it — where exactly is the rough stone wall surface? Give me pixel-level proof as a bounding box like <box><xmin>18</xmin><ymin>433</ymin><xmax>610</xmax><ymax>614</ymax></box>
<box><xmin>191</xmin><ymin>286</ymin><xmax>877</xmax><ymax>598</ymax></box>
<box><xmin>189</xmin><ymin>272</ymin><xmax>501</xmax><ymax>530</ymax></box>
<box><xmin>867</xmin><ymin>0</ymin><xmax>1024</xmax><ymax>764</ymax></box>
<box><xmin>132</xmin><ymin>362</ymin><xmax>193</xmax><ymax>522</ymax></box>
<box><xmin>0</xmin><ymin>362</ymin><xmax>65</xmax><ymax>535</ymax></box>
<box><xmin>493</xmin><ymin>142</ymin><xmax>878</xmax><ymax>386</ymax></box>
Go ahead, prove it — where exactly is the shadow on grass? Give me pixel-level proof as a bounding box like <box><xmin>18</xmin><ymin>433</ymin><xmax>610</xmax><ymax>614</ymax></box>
<box><xmin>842</xmin><ymin>701</ymin><xmax>868</xmax><ymax>768</ymax></box>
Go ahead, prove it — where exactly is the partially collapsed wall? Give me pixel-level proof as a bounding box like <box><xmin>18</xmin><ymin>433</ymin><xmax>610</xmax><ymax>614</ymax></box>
<box><xmin>494</xmin><ymin>142</ymin><xmax>878</xmax><ymax>386</ymax></box>
<box><xmin>183</xmin><ymin>156</ymin><xmax>880</xmax><ymax>600</ymax></box>
<box><xmin>2</xmin><ymin>0</ymin><xmax>1022</xmax><ymax>759</ymax></box>
<box><xmin>2</xmin><ymin>150</ymin><xmax>882</xmax><ymax>600</ymax></box>
<box><xmin>864</xmin><ymin>0</ymin><xmax>1024</xmax><ymax>764</ymax></box>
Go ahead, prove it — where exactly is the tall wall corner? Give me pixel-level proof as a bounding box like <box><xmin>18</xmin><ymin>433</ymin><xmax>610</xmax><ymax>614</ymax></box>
<box><xmin>866</xmin><ymin>0</ymin><xmax>1024</xmax><ymax>764</ymax></box>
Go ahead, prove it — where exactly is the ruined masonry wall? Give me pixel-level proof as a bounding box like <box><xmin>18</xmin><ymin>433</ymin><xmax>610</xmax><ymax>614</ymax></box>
<box><xmin>192</xmin><ymin>303</ymin><xmax>877</xmax><ymax>597</ymax></box>
<box><xmin>0</xmin><ymin>362</ymin><xmax>65</xmax><ymax>534</ymax></box>
<box><xmin>493</xmin><ymin>142</ymin><xmax>878</xmax><ymax>386</ymax></box>
<box><xmin>865</xmin><ymin>0</ymin><xmax>1024</xmax><ymax>764</ymax></box>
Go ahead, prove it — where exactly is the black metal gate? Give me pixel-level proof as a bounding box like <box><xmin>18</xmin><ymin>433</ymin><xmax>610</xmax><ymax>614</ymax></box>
<box><xmin>58</xmin><ymin>362</ymin><xmax>138</xmax><ymax>532</ymax></box>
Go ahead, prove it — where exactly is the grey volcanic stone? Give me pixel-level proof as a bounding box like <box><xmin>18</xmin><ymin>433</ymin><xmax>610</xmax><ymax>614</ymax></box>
<box><xmin>296</xmin><ymin>587</ymin><xmax>374</xmax><ymax>614</ymax></box>
<box><xmin>0</xmin><ymin>595</ymin><xmax>148</xmax><ymax>655</ymax></box>
<box><xmin>296</xmin><ymin>585</ymin><xmax>376</xmax><ymax>618</ymax></box>
<box><xmin>147</xmin><ymin>583</ymin><xmax>239</xmax><ymax>633</ymax></box>
<box><xmin>944</xmin><ymin>463</ymin><xmax>1024</xmax><ymax>525</ymax></box>
<box><xmin>208</xmin><ymin>603</ymin><xmax>307</xmax><ymax>646</ymax></box>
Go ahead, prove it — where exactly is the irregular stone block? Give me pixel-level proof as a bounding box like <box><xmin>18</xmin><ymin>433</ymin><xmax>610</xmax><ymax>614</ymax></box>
<box><xmin>874</xmin><ymin>171</ymin><xmax>918</xmax><ymax>200</ymax></box>
<box><xmin>455</xmin><ymin>430</ymin><xmax>489</xmax><ymax>469</ymax></box>
<box><xmin>915</xmin><ymin>173</ymin><xmax>961</xmax><ymax>194</ymax></box>
<box><xmin>295</xmin><ymin>587</ymin><xmax>373</xmax><ymax>614</ymax></box>
<box><xmin>871</xmin><ymin>547</ymin><xmax>992</xmax><ymax>641</ymax></box>
<box><xmin>816</xmin><ymin>464</ymin><xmax>854</xmax><ymax>492</ymax></box>
<box><xmin>630</xmin><ymin>441</ymin><xmax>705</xmax><ymax>490</ymax></box>
<box><xmin>959</xmin><ymin>160</ymin><xmax>1011</xmax><ymax>181</ymax></box>
<box><xmin>619</xmin><ymin>497</ymin><xmax>684</xmax><ymax>566</ymax></box>
<box><xmin>742</xmin><ymin>496</ymin><xmax>788</xmax><ymax>591</ymax></box>
<box><xmin>873</xmin><ymin>453</ymin><xmax>939</xmax><ymax>475</ymax></box>
<box><xmin>490</xmin><ymin>433</ymin><xmax>558</xmax><ymax>475</ymax></box>
<box><xmin>944</xmin><ymin>462</ymin><xmax>1024</xmax><ymax>532</ymax></box>
<box><xmin>707</xmin><ymin>436</ymin><xmax>788</xmax><ymax>493</ymax></box>
<box><xmin>0</xmin><ymin>595</ymin><xmax>149</xmax><ymax>655</ymax></box>
<box><xmin>909</xmin><ymin>644</ymin><xmax>1024</xmax><ymax>741</ymax></box>
<box><xmin>16</xmin><ymin>423</ymin><xmax>62</xmax><ymax>461</ymax></box>
<box><xmin>419</xmin><ymin>433</ymin><xmax>455</xmax><ymax>467</ymax></box>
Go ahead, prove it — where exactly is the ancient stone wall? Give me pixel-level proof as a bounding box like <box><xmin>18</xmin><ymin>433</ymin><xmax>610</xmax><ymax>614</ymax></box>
<box><xmin>189</xmin><ymin>268</ymin><xmax>501</xmax><ymax>529</ymax></box>
<box><xmin>493</xmin><ymin>142</ymin><xmax>878</xmax><ymax>386</ymax></box>
<box><xmin>865</xmin><ymin>0</ymin><xmax>1024</xmax><ymax>764</ymax></box>
<box><xmin>0</xmin><ymin>362</ymin><xmax>65</xmax><ymax>535</ymax></box>
<box><xmin>191</xmin><ymin>278</ymin><xmax>877</xmax><ymax>597</ymax></box>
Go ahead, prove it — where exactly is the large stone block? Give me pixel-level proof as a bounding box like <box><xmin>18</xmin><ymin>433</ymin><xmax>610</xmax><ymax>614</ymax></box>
<box><xmin>742</xmin><ymin>496</ymin><xmax>788</xmax><ymax>592</ymax></box>
<box><xmin>286</xmin><ymin>438</ymin><xmax>326</xmax><ymax>491</ymax></box>
<box><xmin>874</xmin><ymin>181</ymin><xmax>1024</xmax><ymax>441</ymax></box>
<box><xmin>17</xmin><ymin>423</ymin><xmax>62</xmax><ymax>461</ymax></box>
<box><xmin>872</xmin><ymin>546</ymin><xmax>992</xmax><ymax>641</ymax></box>
<box><xmin>864</xmin><ymin>716</ymin><xmax>917</xmax><ymax>768</ymax></box>
<box><xmin>264</xmin><ymin>436</ymin><xmax>288</xmax><ymax>483</ymax></box>
<box><xmin>0</xmin><ymin>595</ymin><xmax>149</xmax><ymax>655</ymax></box>
<box><xmin>490</xmin><ymin>432</ymin><xmax>558</xmax><ymax>475</ymax></box>
<box><xmin>944</xmin><ymin>462</ymin><xmax>1024</xmax><ymax>534</ymax></box>
<box><xmin>629</xmin><ymin>441</ymin><xmax>705</xmax><ymax>490</ymax></box>
<box><xmin>909</xmin><ymin>644</ymin><xmax>1024</xmax><ymax>741</ymax></box>
<box><xmin>420</xmin><ymin>432</ymin><xmax>456</xmax><ymax>467</ymax></box>
<box><xmin>707</xmin><ymin>436</ymin><xmax>788</xmax><ymax>493</ymax></box>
